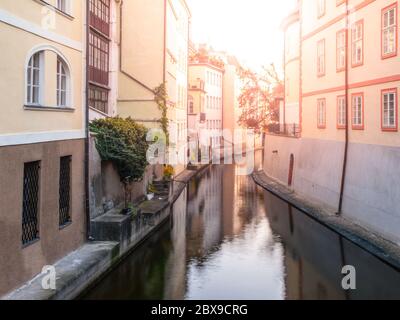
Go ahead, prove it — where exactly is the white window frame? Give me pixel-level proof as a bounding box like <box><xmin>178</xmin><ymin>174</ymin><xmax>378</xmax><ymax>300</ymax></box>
<box><xmin>382</xmin><ymin>90</ymin><xmax>397</xmax><ymax>129</ymax></box>
<box><xmin>352</xmin><ymin>21</ymin><xmax>363</xmax><ymax>66</ymax></box>
<box><xmin>317</xmin><ymin>39</ymin><xmax>325</xmax><ymax>76</ymax></box>
<box><xmin>337</xmin><ymin>96</ymin><xmax>346</xmax><ymax>128</ymax></box>
<box><xmin>56</xmin><ymin>57</ymin><xmax>70</xmax><ymax>107</ymax></box>
<box><xmin>337</xmin><ymin>30</ymin><xmax>346</xmax><ymax>71</ymax></box>
<box><xmin>57</xmin><ymin>0</ymin><xmax>72</xmax><ymax>15</ymax></box>
<box><xmin>382</xmin><ymin>5</ymin><xmax>397</xmax><ymax>58</ymax></box>
<box><xmin>317</xmin><ymin>0</ymin><xmax>326</xmax><ymax>18</ymax></box>
<box><xmin>352</xmin><ymin>94</ymin><xmax>363</xmax><ymax>128</ymax></box>
<box><xmin>317</xmin><ymin>99</ymin><xmax>326</xmax><ymax>128</ymax></box>
<box><xmin>26</xmin><ymin>51</ymin><xmax>44</xmax><ymax>106</ymax></box>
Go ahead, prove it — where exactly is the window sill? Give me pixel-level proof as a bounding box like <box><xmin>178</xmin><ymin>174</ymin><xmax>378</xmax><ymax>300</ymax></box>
<box><xmin>59</xmin><ymin>221</ymin><xmax>72</xmax><ymax>230</ymax></box>
<box><xmin>24</xmin><ymin>105</ymin><xmax>76</xmax><ymax>112</ymax></box>
<box><xmin>22</xmin><ymin>238</ymin><xmax>40</xmax><ymax>249</ymax></box>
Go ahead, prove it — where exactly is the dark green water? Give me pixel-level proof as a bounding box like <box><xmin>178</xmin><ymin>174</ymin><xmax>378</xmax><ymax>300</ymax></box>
<box><xmin>82</xmin><ymin>162</ymin><xmax>400</xmax><ymax>300</ymax></box>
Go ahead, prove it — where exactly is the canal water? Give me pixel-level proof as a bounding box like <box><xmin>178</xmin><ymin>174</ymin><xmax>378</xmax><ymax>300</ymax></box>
<box><xmin>82</xmin><ymin>161</ymin><xmax>400</xmax><ymax>300</ymax></box>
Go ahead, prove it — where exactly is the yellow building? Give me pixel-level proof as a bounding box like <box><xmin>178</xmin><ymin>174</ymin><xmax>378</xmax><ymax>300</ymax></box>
<box><xmin>265</xmin><ymin>0</ymin><xmax>400</xmax><ymax>244</ymax></box>
<box><xmin>116</xmin><ymin>0</ymin><xmax>191</xmax><ymax>175</ymax></box>
<box><xmin>0</xmin><ymin>0</ymin><xmax>86</xmax><ymax>296</ymax></box>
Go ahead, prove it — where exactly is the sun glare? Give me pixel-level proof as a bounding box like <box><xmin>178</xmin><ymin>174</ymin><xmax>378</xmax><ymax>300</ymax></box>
<box><xmin>188</xmin><ymin>0</ymin><xmax>298</xmax><ymax>70</ymax></box>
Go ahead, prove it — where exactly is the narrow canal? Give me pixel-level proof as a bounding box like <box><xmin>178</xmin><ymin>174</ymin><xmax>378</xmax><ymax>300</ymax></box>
<box><xmin>82</xmin><ymin>160</ymin><xmax>400</xmax><ymax>300</ymax></box>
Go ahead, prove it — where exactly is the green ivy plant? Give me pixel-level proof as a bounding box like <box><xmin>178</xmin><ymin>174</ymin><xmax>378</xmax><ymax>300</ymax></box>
<box><xmin>154</xmin><ymin>83</ymin><xmax>170</xmax><ymax>146</ymax></box>
<box><xmin>89</xmin><ymin>117</ymin><xmax>149</xmax><ymax>182</ymax></box>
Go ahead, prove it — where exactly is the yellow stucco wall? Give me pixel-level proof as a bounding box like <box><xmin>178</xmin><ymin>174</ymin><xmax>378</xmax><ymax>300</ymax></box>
<box><xmin>0</xmin><ymin>0</ymin><xmax>84</xmax><ymax>137</ymax></box>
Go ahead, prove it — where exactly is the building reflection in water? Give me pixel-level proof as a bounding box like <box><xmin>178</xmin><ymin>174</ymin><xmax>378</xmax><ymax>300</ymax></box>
<box><xmin>184</xmin><ymin>165</ymin><xmax>285</xmax><ymax>300</ymax></box>
<box><xmin>265</xmin><ymin>192</ymin><xmax>400</xmax><ymax>300</ymax></box>
<box><xmin>82</xmin><ymin>160</ymin><xmax>400</xmax><ymax>300</ymax></box>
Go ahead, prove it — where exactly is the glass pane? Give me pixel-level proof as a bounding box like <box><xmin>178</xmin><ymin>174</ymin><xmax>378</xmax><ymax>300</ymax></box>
<box><xmin>33</xmin><ymin>87</ymin><xmax>39</xmax><ymax>104</ymax></box>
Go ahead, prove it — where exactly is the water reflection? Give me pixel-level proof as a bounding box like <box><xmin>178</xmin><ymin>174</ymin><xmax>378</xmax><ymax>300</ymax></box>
<box><xmin>265</xmin><ymin>192</ymin><xmax>400</xmax><ymax>300</ymax></box>
<box><xmin>82</xmin><ymin>163</ymin><xmax>400</xmax><ymax>300</ymax></box>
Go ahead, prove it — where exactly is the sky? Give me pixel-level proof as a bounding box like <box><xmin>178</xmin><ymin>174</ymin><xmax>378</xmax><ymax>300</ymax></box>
<box><xmin>187</xmin><ymin>0</ymin><xmax>298</xmax><ymax>71</ymax></box>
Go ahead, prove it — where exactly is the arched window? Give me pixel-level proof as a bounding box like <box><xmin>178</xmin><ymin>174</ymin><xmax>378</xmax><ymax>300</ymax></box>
<box><xmin>26</xmin><ymin>47</ymin><xmax>72</xmax><ymax>108</ymax></box>
<box><xmin>57</xmin><ymin>57</ymin><xmax>68</xmax><ymax>107</ymax></box>
<box><xmin>27</xmin><ymin>52</ymin><xmax>42</xmax><ymax>105</ymax></box>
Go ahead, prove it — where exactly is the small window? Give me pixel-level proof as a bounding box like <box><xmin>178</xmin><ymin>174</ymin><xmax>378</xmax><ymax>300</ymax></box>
<box><xmin>382</xmin><ymin>89</ymin><xmax>397</xmax><ymax>131</ymax></box>
<box><xmin>317</xmin><ymin>0</ymin><xmax>326</xmax><ymax>18</ymax></box>
<box><xmin>22</xmin><ymin>161</ymin><xmax>40</xmax><ymax>246</ymax></box>
<box><xmin>317</xmin><ymin>39</ymin><xmax>325</xmax><ymax>76</ymax></box>
<box><xmin>336</xmin><ymin>30</ymin><xmax>346</xmax><ymax>71</ymax></box>
<box><xmin>382</xmin><ymin>4</ymin><xmax>397</xmax><ymax>58</ymax></box>
<box><xmin>352</xmin><ymin>93</ymin><xmax>364</xmax><ymax>129</ymax></box>
<box><xmin>317</xmin><ymin>99</ymin><xmax>326</xmax><ymax>129</ymax></box>
<box><xmin>27</xmin><ymin>52</ymin><xmax>42</xmax><ymax>105</ymax></box>
<box><xmin>337</xmin><ymin>96</ymin><xmax>346</xmax><ymax>129</ymax></box>
<box><xmin>57</xmin><ymin>58</ymin><xmax>68</xmax><ymax>107</ymax></box>
<box><xmin>352</xmin><ymin>21</ymin><xmax>364</xmax><ymax>67</ymax></box>
<box><xmin>57</xmin><ymin>0</ymin><xmax>68</xmax><ymax>13</ymax></box>
<box><xmin>59</xmin><ymin>156</ymin><xmax>72</xmax><ymax>227</ymax></box>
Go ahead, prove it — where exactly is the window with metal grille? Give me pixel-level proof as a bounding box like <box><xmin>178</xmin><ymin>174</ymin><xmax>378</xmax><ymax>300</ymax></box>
<box><xmin>89</xmin><ymin>0</ymin><xmax>110</xmax><ymax>37</ymax></box>
<box><xmin>89</xmin><ymin>84</ymin><xmax>109</xmax><ymax>114</ymax></box>
<box><xmin>22</xmin><ymin>161</ymin><xmax>40</xmax><ymax>246</ymax></box>
<box><xmin>59</xmin><ymin>156</ymin><xmax>72</xmax><ymax>227</ymax></box>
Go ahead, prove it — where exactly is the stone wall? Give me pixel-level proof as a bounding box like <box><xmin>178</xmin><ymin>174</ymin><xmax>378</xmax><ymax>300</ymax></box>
<box><xmin>89</xmin><ymin>135</ymin><xmax>162</xmax><ymax>219</ymax></box>
<box><xmin>263</xmin><ymin>134</ymin><xmax>400</xmax><ymax>245</ymax></box>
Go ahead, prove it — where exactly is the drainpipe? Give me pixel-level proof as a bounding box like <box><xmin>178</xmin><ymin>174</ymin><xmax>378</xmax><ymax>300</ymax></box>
<box><xmin>84</xmin><ymin>0</ymin><xmax>91</xmax><ymax>239</ymax></box>
<box><xmin>337</xmin><ymin>0</ymin><xmax>350</xmax><ymax>215</ymax></box>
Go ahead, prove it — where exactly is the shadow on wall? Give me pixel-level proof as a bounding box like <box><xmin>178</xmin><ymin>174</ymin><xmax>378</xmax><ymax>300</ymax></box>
<box><xmin>263</xmin><ymin>135</ymin><xmax>400</xmax><ymax>245</ymax></box>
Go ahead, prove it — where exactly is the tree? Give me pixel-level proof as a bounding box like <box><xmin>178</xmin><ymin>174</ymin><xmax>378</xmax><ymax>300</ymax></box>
<box><xmin>237</xmin><ymin>64</ymin><xmax>283</xmax><ymax>134</ymax></box>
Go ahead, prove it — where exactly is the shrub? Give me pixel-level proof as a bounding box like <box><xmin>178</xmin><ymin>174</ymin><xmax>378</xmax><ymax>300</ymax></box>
<box><xmin>90</xmin><ymin>117</ymin><xmax>149</xmax><ymax>182</ymax></box>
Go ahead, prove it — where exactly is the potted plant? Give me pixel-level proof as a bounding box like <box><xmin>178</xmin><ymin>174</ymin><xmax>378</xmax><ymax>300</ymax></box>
<box><xmin>163</xmin><ymin>165</ymin><xmax>175</xmax><ymax>197</ymax></box>
<box><xmin>146</xmin><ymin>183</ymin><xmax>157</xmax><ymax>201</ymax></box>
<box><xmin>163</xmin><ymin>165</ymin><xmax>175</xmax><ymax>182</ymax></box>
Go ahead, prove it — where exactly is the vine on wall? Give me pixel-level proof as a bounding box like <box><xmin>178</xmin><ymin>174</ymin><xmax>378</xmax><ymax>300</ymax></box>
<box><xmin>90</xmin><ymin>117</ymin><xmax>149</xmax><ymax>182</ymax></box>
<box><xmin>154</xmin><ymin>83</ymin><xmax>170</xmax><ymax>146</ymax></box>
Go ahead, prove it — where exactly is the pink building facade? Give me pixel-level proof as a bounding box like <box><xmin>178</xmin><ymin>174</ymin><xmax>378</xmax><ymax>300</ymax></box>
<box><xmin>265</xmin><ymin>0</ymin><xmax>400</xmax><ymax>244</ymax></box>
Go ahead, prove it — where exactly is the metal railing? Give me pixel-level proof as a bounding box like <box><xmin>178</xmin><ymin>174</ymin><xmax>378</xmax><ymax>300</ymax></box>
<box><xmin>267</xmin><ymin>123</ymin><xmax>301</xmax><ymax>138</ymax></box>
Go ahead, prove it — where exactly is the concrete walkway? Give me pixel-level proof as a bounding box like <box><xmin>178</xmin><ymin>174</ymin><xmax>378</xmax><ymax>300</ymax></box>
<box><xmin>3</xmin><ymin>165</ymin><xmax>210</xmax><ymax>300</ymax></box>
<box><xmin>252</xmin><ymin>170</ymin><xmax>400</xmax><ymax>272</ymax></box>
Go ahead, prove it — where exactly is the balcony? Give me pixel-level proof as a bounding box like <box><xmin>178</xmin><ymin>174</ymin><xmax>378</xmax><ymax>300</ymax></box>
<box><xmin>267</xmin><ymin>123</ymin><xmax>300</xmax><ymax>138</ymax></box>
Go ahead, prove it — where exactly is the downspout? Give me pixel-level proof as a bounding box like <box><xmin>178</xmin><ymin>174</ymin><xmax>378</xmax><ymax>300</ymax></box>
<box><xmin>163</xmin><ymin>0</ymin><xmax>167</xmax><ymax>84</ymax></box>
<box><xmin>84</xmin><ymin>0</ymin><xmax>91</xmax><ymax>239</ymax></box>
<box><xmin>337</xmin><ymin>0</ymin><xmax>350</xmax><ymax>215</ymax></box>
<box><xmin>187</xmin><ymin>18</ymin><xmax>190</xmax><ymax>166</ymax></box>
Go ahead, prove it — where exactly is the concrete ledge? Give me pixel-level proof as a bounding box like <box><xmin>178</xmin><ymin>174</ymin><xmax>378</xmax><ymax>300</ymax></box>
<box><xmin>2</xmin><ymin>242</ymin><xmax>119</xmax><ymax>300</ymax></box>
<box><xmin>252</xmin><ymin>170</ymin><xmax>400</xmax><ymax>272</ymax></box>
